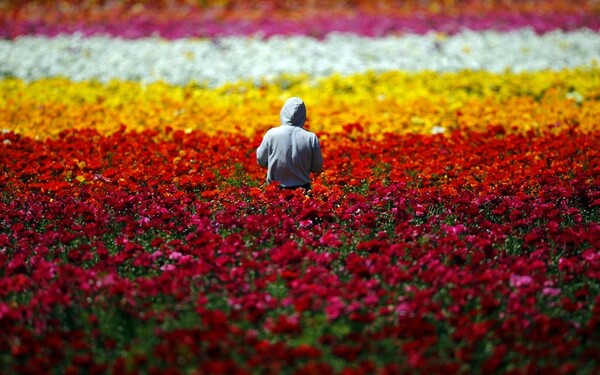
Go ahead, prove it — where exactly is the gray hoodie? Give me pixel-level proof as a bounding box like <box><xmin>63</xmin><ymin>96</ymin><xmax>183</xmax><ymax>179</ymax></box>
<box><xmin>257</xmin><ymin>97</ymin><xmax>323</xmax><ymax>187</ymax></box>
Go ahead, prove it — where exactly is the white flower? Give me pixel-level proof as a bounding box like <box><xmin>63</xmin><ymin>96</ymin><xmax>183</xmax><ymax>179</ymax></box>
<box><xmin>1</xmin><ymin>29</ymin><xmax>598</xmax><ymax>85</ymax></box>
<box><xmin>432</xmin><ymin>126</ymin><xmax>446</xmax><ymax>134</ymax></box>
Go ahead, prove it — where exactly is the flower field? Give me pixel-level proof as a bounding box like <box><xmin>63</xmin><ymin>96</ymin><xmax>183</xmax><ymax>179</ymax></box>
<box><xmin>1</xmin><ymin>1</ymin><xmax>600</xmax><ymax>374</ymax></box>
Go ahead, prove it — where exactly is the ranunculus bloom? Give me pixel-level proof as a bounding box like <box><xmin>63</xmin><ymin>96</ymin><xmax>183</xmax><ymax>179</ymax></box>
<box><xmin>542</xmin><ymin>287</ymin><xmax>561</xmax><ymax>297</ymax></box>
<box><xmin>510</xmin><ymin>274</ymin><xmax>533</xmax><ymax>288</ymax></box>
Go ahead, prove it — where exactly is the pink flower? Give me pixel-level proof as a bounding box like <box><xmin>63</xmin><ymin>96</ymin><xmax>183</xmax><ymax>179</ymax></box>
<box><xmin>0</xmin><ymin>303</ymin><xmax>9</xmax><ymax>319</ymax></box>
<box><xmin>442</xmin><ymin>224</ymin><xmax>466</xmax><ymax>235</ymax></box>
<box><xmin>168</xmin><ymin>251</ymin><xmax>182</xmax><ymax>260</ymax></box>
<box><xmin>325</xmin><ymin>296</ymin><xmax>345</xmax><ymax>320</ymax></box>
<box><xmin>510</xmin><ymin>274</ymin><xmax>533</xmax><ymax>288</ymax></box>
<box><xmin>160</xmin><ymin>264</ymin><xmax>176</xmax><ymax>272</ymax></box>
<box><xmin>395</xmin><ymin>298</ymin><xmax>414</xmax><ymax>317</ymax></box>
<box><xmin>364</xmin><ymin>293</ymin><xmax>379</xmax><ymax>307</ymax></box>
<box><xmin>583</xmin><ymin>250</ymin><xmax>600</xmax><ymax>262</ymax></box>
<box><xmin>299</xmin><ymin>219</ymin><xmax>313</xmax><ymax>228</ymax></box>
<box><xmin>178</xmin><ymin>255</ymin><xmax>193</xmax><ymax>265</ymax></box>
<box><xmin>542</xmin><ymin>287</ymin><xmax>561</xmax><ymax>297</ymax></box>
<box><xmin>150</xmin><ymin>251</ymin><xmax>162</xmax><ymax>261</ymax></box>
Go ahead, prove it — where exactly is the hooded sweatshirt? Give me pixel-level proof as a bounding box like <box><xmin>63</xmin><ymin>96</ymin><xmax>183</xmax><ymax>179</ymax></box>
<box><xmin>257</xmin><ymin>97</ymin><xmax>323</xmax><ymax>187</ymax></box>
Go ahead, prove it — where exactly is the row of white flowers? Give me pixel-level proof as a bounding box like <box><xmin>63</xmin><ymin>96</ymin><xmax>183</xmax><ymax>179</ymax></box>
<box><xmin>1</xmin><ymin>29</ymin><xmax>599</xmax><ymax>86</ymax></box>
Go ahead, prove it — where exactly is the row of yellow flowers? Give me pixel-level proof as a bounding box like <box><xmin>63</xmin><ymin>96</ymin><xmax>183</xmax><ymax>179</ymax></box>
<box><xmin>2</xmin><ymin>68</ymin><xmax>599</xmax><ymax>139</ymax></box>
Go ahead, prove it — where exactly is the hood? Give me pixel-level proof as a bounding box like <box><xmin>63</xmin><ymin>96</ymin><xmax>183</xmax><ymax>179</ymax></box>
<box><xmin>280</xmin><ymin>97</ymin><xmax>306</xmax><ymax>127</ymax></box>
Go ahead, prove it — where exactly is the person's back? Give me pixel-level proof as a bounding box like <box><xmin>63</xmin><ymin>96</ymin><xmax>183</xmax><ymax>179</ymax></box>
<box><xmin>257</xmin><ymin>97</ymin><xmax>323</xmax><ymax>189</ymax></box>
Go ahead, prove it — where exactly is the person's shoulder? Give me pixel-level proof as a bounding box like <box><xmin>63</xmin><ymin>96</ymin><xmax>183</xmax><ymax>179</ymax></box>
<box><xmin>306</xmin><ymin>129</ymin><xmax>320</xmax><ymax>139</ymax></box>
<box><xmin>301</xmin><ymin>129</ymin><xmax>320</xmax><ymax>144</ymax></box>
<box><xmin>264</xmin><ymin>127</ymin><xmax>280</xmax><ymax>136</ymax></box>
<box><xmin>297</xmin><ymin>127</ymin><xmax>316</xmax><ymax>135</ymax></box>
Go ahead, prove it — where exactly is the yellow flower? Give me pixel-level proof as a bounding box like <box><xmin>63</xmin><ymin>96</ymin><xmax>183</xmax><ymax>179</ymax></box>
<box><xmin>1</xmin><ymin>67</ymin><xmax>598</xmax><ymax>139</ymax></box>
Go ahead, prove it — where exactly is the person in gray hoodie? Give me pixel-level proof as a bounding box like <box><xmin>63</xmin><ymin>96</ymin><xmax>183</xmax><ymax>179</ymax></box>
<box><xmin>257</xmin><ymin>97</ymin><xmax>323</xmax><ymax>190</ymax></box>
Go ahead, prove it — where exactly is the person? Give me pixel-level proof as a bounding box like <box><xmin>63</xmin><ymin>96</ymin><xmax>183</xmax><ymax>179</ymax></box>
<box><xmin>257</xmin><ymin>97</ymin><xmax>323</xmax><ymax>191</ymax></box>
